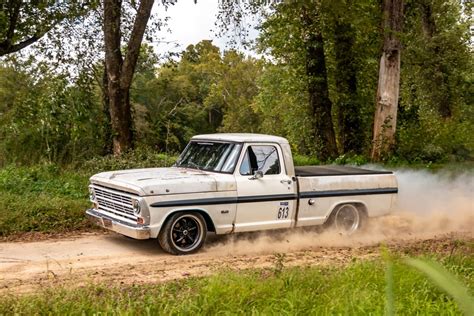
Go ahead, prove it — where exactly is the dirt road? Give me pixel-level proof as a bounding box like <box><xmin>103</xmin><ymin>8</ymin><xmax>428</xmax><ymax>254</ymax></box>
<box><xmin>1</xmin><ymin>219</ymin><xmax>472</xmax><ymax>295</ymax></box>
<box><xmin>3</xmin><ymin>169</ymin><xmax>473</xmax><ymax>294</ymax></box>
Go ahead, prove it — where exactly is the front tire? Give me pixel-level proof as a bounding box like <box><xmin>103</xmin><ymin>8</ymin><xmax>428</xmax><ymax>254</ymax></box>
<box><xmin>158</xmin><ymin>212</ymin><xmax>207</xmax><ymax>255</ymax></box>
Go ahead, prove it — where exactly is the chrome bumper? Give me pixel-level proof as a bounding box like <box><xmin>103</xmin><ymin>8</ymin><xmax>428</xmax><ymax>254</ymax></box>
<box><xmin>86</xmin><ymin>209</ymin><xmax>151</xmax><ymax>239</ymax></box>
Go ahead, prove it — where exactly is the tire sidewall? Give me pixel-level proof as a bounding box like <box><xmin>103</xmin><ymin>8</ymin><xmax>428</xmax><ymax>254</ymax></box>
<box><xmin>159</xmin><ymin>211</ymin><xmax>207</xmax><ymax>255</ymax></box>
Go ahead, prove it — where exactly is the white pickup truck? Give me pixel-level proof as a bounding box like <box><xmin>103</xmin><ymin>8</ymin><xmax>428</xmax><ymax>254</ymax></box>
<box><xmin>86</xmin><ymin>134</ymin><xmax>397</xmax><ymax>255</ymax></box>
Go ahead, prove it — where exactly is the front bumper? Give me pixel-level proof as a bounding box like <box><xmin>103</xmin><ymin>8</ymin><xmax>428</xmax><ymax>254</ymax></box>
<box><xmin>86</xmin><ymin>209</ymin><xmax>151</xmax><ymax>240</ymax></box>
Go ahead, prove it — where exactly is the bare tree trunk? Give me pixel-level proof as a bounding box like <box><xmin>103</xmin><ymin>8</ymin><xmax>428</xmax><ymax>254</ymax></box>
<box><xmin>103</xmin><ymin>0</ymin><xmax>154</xmax><ymax>155</ymax></box>
<box><xmin>371</xmin><ymin>0</ymin><xmax>404</xmax><ymax>161</ymax></box>
<box><xmin>302</xmin><ymin>7</ymin><xmax>338</xmax><ymax>161</ymax></box>
<box><xmin>334</xmin><ymin>20</ymin><xmax>364</xmax><ymax>155</ymax></box>
<box><xmin>99</xmin><ymin>62</ymin><xmax>113</xmax><ymax>155</ymax></box>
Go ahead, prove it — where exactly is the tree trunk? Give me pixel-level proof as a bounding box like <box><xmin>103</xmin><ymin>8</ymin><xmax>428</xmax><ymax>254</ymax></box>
<box><xmin>101</xmin><ymin>63</ymin><xmax>113</xmax><ymax>155</ymax></box>
<box><xmin>334</xmin><ymin>20</ymin><xmax>364</xmax><ymax>154</ymax></box>
<box><xmin>420</xmin><ymin>1</ymin><xmax>452</xmax><ymax>119</ymax></box>
<box><xmin>302</xmin><ymin>7</ymin><xmax>338</xmax><ymax>161</ymax></box>
<box><xmin>103</xmin><ymin>0</ymin><xmax>155</xmax><ymax>155</ymax></box>
<box><xmin>371</xmin><ymin>0</ymin><xmax>404</xmax><ymax>161</ymax></box>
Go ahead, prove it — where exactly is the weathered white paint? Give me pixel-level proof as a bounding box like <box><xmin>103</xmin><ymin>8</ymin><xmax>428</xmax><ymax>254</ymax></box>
<box><xmin>88</xmin><ymin>133</ymin><xmax>397</xmax><ymax>240</ymax></box>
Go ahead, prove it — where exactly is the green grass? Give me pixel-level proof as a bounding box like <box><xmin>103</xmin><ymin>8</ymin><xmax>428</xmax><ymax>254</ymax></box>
<box><xmin>0</xmin><ymin>151</ymin><xmax>177</xmax><ymax>237</ymax></box>
<box><xmin>0</xmin><ymin>165</ymin><xmax>91</xmax><ymax>237</ymax></box>
<box><xmin>0</xmin><ymin>254</ymin><xmax>472</xmax><ymax>315</ymax></box>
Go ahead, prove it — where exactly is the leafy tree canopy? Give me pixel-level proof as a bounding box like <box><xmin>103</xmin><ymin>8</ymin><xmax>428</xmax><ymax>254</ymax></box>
<box><xmin>0</xmin><ymin>0</ymin><xmax>97</xmax><ymax>56</ymax></box>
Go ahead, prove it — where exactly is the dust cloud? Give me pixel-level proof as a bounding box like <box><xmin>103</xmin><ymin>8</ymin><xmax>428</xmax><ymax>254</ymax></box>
<box><xmin>205</xmin><ymin>169</ymin><xmax>473</xmax><ymax>256</ymax></box>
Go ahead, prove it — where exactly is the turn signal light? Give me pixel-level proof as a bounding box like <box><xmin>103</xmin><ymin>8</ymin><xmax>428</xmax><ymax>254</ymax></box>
<box><xmin>137</xmin><ymin>217</ymin><xmax>144</xmax><ymax>225</ymax></box>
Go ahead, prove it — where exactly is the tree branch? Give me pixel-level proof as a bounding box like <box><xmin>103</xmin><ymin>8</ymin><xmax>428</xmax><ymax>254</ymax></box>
<box><xmin>0</xmin><ymin>33</ymin><xmax>46</xmax><ymax>56</ymax></box>
<box><xmin>120</xmin><ymin>0</ymin><xmax>155</xmax><ymax>89</ymax></box>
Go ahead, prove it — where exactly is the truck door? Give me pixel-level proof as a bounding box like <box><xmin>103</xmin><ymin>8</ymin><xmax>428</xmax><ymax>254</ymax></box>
<box><xmin>233</xmin><ymin>143</ymin><xmax>297</xmax><ymax>232</ymax></box>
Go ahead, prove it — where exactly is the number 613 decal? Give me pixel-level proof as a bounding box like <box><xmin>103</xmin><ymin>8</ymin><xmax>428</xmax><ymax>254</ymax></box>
<box><xmin>277</xmin><ymin>206</ymin><xmax>289</xmax><ymax>219</ymax></box>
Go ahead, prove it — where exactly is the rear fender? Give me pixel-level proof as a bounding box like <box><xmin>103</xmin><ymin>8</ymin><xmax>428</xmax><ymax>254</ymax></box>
<box><xmin>324</xmin><ymin>200</ymin><xmax>368</xmax><ymax>224</ymax></box>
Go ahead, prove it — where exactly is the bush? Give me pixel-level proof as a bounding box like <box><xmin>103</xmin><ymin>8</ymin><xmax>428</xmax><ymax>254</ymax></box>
<box><xmin>293</xmin><ymin>154</ymin><xmax>320</xmax><ymax>166</ymax></box>
<box><xmin>77</xmin><ymin>147</ymin><xmax>178</xmax><ymax>173</ymax></box>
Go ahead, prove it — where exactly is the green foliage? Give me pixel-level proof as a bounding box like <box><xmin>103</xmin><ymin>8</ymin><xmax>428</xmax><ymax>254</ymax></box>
<box><xmin>0</xmin><ymin>61</ymin><xmax>105</xmax><ymax>166</ymax></box>
<box><xmin>0</xmin><ymin>0</ymin><xmax>473</xmax><ymax>168</ymax></box>
<box><xmin>255</xmin><ymin>0</ymin><xmax>380</xmax><ymax>157</ymax></box>
<box><xmin>0</xmin><ymin>164</ymin><xmax>91</xmax><ymax>236</ymax></box>
<box><xmin>212</xmin><ymin>51</ymin><xmax>263</xmax><ymax>133</ymax></box>
<box><xmin>405</xmin><ymin>258</ymin><xmax>474</xmax><ymax>315</ymax></box>
<box><xmin>0</xmin><ymin>1</ymin><xmax>97</xmax><ymax>56</ymax></box>
<box><xmin>254</xmin><ymin>62</ymin><xmax>314</xmax><ymax>155</ymax></box>
<box><xmin>255</xmin><ymin>0</ymin><xmax>473</xmax><ymax>162</ymax></box>
<box><xmin>1</xmin><ymin>255</ymin><xmax>472</xmax><ymax>314</ymax></box>
<box><xmin>131</xmin><ymin>40</ymin><xmax>263</xmax><ymax>152</ymax></box>
<box><xmin>78</xmin><ymin>147</ymin><xmax>177</xmax><ymax>174</ymax></box>
<box><xmin>333</xmin><ymin>154</ymin><xmax>369</xmax><ymax>166</ymax></box>
<box><xmin>0</xmin><ymin>192</ymin><xmax>91</xmax><ymax>237</ymax></box>
<box><xmin>395</xmin><ymin>0</ymin><xmax>474</xmax><ymax>163</ymax></box>
<box><xmin>0</xmin><ymin>164</ymin><xmax>87</xmax><ymax>198</ymax></box>
<box><xmin>292</xmin><ymin>154</ymin><xmax>320</xmax><ymax>166</ymax></box>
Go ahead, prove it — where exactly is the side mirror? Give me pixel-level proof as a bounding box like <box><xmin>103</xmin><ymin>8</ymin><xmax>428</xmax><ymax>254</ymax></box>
<box><xmin>249</xmin><ymin>170</ymin><xmax>264</xmax><ymax>180</ymax></box>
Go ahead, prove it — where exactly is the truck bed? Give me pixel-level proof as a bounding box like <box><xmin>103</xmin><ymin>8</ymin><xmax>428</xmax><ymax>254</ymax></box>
<box><xmin>295</xmin><ymin>165</ymin><xmax>393</xmax><ymax>177</ymax></box>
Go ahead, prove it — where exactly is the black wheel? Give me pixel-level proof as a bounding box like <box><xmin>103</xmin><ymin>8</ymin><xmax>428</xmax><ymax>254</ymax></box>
<box><xmin>158</xmin><ymin>212</ymin><xmax>207</xmax><ymax>255</ymax></box>
<box><xmin>328</xmin><ymin>204</ymin><xmax>365</xmax><ymax>235</ymax></box>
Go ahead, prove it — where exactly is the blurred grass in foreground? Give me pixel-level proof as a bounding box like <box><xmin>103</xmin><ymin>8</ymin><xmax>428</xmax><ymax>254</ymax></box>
<box><xmin>0</xmin><ymin>254</ymin><xmax>472</xmax><ymax>315</ymax></box>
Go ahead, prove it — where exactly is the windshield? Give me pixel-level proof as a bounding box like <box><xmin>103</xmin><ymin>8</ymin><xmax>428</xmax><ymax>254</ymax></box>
<box><xmin>175</xmin><ymin>141</ymin><xmax>243</xmax><ymax>173</ymax></box>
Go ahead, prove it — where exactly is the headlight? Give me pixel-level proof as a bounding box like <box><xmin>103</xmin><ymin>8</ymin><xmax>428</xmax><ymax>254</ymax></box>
<box><xmin>132</xmin><ymin>199</ymin><xmax>141</xmax><ymax>215</ymax></box>
<box><xmin>89</xmin><ymin>187</ymin><xmax>96</xmax><ymax>202</ymax></box>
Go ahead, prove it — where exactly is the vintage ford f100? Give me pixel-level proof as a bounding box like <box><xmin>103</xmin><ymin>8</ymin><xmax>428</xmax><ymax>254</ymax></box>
<box><xmin>86</xmin><ymin>134</ymin><xmax>397</xmax><ymax>254</ymax></box>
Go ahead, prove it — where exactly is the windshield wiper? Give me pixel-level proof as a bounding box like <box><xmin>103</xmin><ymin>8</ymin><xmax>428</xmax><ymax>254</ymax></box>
<box><xmin>186</xmin><ymin>162</ymin><xmax>201</xmax><ymax>170</ymax></box>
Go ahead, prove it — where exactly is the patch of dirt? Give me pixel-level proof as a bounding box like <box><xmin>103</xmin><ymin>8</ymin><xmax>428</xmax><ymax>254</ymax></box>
<box><xmin>0</xmin><ymin>227</ymin><xmax>472</xmax><ymax>295</ymax></box>
<box><xmin>0</xmin><ymin>229</ymin><xmax>105</xmax><ymax>243</ymax></box>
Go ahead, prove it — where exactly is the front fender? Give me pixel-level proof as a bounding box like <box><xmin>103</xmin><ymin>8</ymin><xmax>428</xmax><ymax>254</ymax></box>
<box><xmin>148</xmin><ymin>206</ymin><xmax>234</xmax><ymax>238</ymax></box>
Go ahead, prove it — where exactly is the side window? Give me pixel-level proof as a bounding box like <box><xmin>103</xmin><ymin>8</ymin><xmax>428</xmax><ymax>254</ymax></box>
<box><xmin>239</xmin><ymin>145</ymin><xmax>281</xmax><ymax>175</ymax></box>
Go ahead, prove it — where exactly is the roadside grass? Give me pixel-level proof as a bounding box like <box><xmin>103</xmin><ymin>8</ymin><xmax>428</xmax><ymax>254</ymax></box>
<box><xmin>0</xmin><ymin>165</ymin><xmax>91</xmax><ymax>237</ymax></box>
<box><xmin>1</xmin><ymin>254</ymin><xmax>472</xmax><ymax>315</ymax></box>
<box><xmin>0</xmin><ymin>151</ymin><xmax>177</xmax><ymax>237</ymax></box>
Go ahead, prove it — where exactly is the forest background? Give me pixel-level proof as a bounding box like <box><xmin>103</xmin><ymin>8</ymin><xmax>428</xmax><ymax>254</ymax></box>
<box><xmin>0</xmin><ymin>0</ymin><xmax>472</xmax><ymax>168</ymax></box>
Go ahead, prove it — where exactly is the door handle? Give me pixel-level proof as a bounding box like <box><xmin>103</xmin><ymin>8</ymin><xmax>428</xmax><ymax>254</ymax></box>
<box><xmin>280</xmin><ymin>179</ymin><xmax>292</xmax><ymax>185</ymax></box>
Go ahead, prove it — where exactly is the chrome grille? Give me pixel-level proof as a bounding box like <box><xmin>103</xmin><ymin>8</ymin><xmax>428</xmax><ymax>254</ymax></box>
<box><xmin>93</xmin><ymin>185</ymin><xmax>137</xmax><ymax>222</ymax></box>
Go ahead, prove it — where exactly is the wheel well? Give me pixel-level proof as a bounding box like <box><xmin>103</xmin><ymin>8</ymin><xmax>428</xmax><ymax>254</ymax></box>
<box><xmin>165</xmin><ymin>210</ymin><xmax>216</xmax><ymax>233</ymax></box>
<box><xmin>327</xmin><ymin>202</ymin><xmax>368</xmax><ymax>222</ymax></box>
<box><xmin>353</xmin><ymin>203</ymin><xmax>368</xmax><ymax>218</ymax></box>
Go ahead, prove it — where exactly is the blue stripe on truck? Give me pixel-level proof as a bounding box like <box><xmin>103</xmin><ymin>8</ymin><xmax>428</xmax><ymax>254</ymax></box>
<box><xmin>149</xmin><ymin>188</ymin><xmax>397</xmax><ymax>208</ymax></box>
<box><xmin>300</xmin><ymin>187</ymin><xmax>398</xmax><ymax>198</ymax></box>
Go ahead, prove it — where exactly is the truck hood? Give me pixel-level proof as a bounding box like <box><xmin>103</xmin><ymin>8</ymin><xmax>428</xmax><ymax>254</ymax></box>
<box><xmin>90</xmin><ymin>167</ymin><xmax>233</xmax><ymax>196</ymax></box>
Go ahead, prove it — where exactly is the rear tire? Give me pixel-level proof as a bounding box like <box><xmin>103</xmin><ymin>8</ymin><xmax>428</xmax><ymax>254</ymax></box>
<box><xmin>158</xmin><ymin>212</ymin><xmax>207</xmax><ymax>255</ymax></box>
<box><xmin>326</xmin><ymin>204</ymin><xmax>365</xmax><ymax>235</ymax></box>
